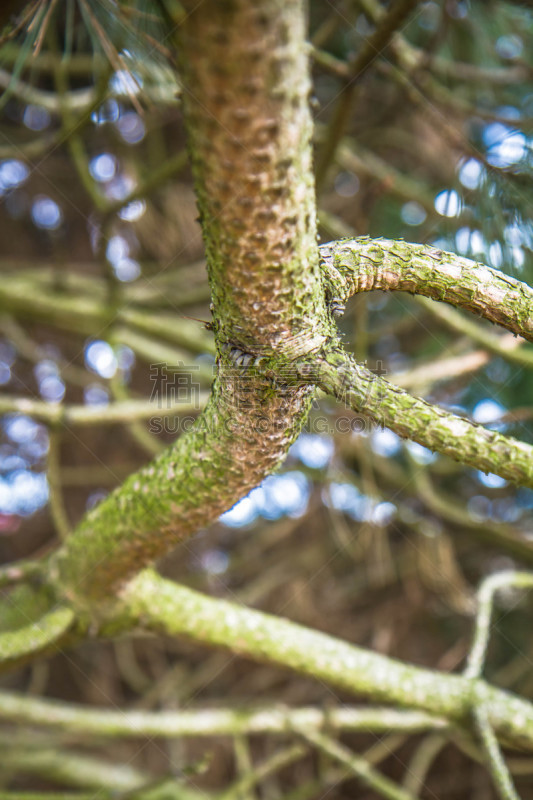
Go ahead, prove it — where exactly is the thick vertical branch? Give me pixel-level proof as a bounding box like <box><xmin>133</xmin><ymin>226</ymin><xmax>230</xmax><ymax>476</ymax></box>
<box><xmin>49</xmin><ymin>0</ymin><xmax>333</xmax><ymax>608</ymax></box>
<box><xmin>177</xmin><ymin>1</ymin><xmax>330</xmax><ymax>355</ymax></box>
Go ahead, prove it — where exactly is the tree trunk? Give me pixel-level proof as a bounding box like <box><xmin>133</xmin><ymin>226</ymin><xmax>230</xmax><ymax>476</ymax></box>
<box><xmin>50</xmin><ymin>0</ymin><xmax>334</xmax><ymax>608</ymax></box>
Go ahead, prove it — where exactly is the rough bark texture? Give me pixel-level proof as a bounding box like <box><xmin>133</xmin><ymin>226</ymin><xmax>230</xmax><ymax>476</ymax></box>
<box><xmin>117</xmin><ymin>570</ymin><xmax>533</xmax><ymax>752</ymax></box>
<box><xmin>2</xmin><ymin>1</ymin><xmax>533</xmax><ymax>766</ymax></box>
<box><xmin>178</xmin><ymin>1</ymin><xmax>331</xmax><ymax>356</ymax></box>
<box><xmin>316</xmin><ymin>349</ymin><xmax>533</xmax><ymax>487</ymax></box>
<box><xmin>49</xmin><ymin>0</ymin><xmax>334</xmax><ymax>609</ymax></box>
<box><xmin>320</xmin><ymin>237</ymin><xmax>533</xmax><ymax>340</ymax></box>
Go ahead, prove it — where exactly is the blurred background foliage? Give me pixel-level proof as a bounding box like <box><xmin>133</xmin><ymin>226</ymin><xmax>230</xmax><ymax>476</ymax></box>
<box><xmin>0</xmin><ymin>0</ymin><xmax>533</xmax><ymax>797</ymax></box>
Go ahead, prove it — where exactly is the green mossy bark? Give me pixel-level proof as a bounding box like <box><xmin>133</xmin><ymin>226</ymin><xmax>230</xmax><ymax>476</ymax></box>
<box><xmin>177</xmin><ymin>0</ymin><xmax>333</xmax><ymax>356</ymax></box>
<box><xmin>49</xmin><ymin>0</ymin><xmax>335</xmax><ymax>608</ymax></box>
<box><xmin>0</xmin><ymin>605</ymin><xmax>74</xmax><ymax>666</ymax></box>
<box><xmin>316</xmin><ymin>349</ymin><xmax>533</xmax><ymax>487</ymax></box>
<box><xmin>0</xmin><ymin>691</ymin><xmax>446</xmax><ymax>738</ymax></box>
<box><xmin>315</xmin><ymin>237</ymin><xmax>533</xmax><ymax>486</ymax></box>
<box><xmin>117</xmin><ymin>570</ymin><xmax>533</xmax><ymax>752</ymax></box>
<box><xmin>320</xmin><ymin>237</ymin><xmax>533</xmax><ymax>340</ymax></box>
<box><xmin>5</xmin><ymin>0</ymin><xmax>533</xmax><ymax>653</ymax></box>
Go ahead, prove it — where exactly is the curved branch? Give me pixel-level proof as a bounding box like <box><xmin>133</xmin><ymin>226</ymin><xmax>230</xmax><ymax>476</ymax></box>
<box><xmin>0</xmin><ymin>67</ymin><xmax>95</xmax><ymax>111</ymax></box>
<box><xmin>316</xmin><ymin>348</ymin><xmax>533</xmax><ymax>487</ymax></box>
<box><xmin>49</xmin><ymin>0</ymin><xmax>333</xmax><ymax>606</ymax></box>
<box><xmin>320</xmin><ymin>237</ymin><xmax>533</xmax><ymax>342</ymax></box>
<box><xmin>0</xmin><ymin>606</ymin><xmax>74</xmax><ymax>666</ymax></box>
<box><xmin>115</xmin><ymin>570</ymin><xmax>533</xmax><ymax>752</ymax></box>
<box><xmin>0</xmin><ymin>64</ymin><xmax>179</xmax><ymax>111</ymax></box>
<box><xmin>465</xmin><ymin>572</ymin><xmax>533</xmax><ymax>680</ymax></box>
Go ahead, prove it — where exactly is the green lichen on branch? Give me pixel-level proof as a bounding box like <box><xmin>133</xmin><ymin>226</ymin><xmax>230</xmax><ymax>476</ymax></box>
<box><xmin>116</xmin><ymin>570</ymin><xmax>533</xmax><ymax>752</ymax></box>
<box><xmin>8</xmin><ymin>0</ymin><xmax>533</xmax><ymax>653</ymax></box>
<box><xmin>0</xmin><ymin>691</ymin><xmax>448</xmax><ymax>738</ymax></box>
<box><xmin>49</xmin><ymin>0</ymin><xmax>331</xmax><ymax>607</ymax></box>
<box><xmin>320</xmin><ymin>237</ymin><xmax>533</xmax><ymax>340</ymax></box>
<box><xmin>0</xmin><ymin>605</ymin><xmax>74</xmax><ymax>666</ymax></box>
<box><xmin>315</xmin><ymin>348</ymin><xmax>533</xmax><ymax>487</ymax></box>
<box><xmin>176</xmin><ymin>0</ymin><xmax>332</xmax><ymax>355</ymax></box>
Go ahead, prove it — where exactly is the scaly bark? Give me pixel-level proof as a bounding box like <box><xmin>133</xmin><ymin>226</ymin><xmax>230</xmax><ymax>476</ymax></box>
<box><xmin>49</xmin><ymin>0</ymin><xmax>334</xmax><ymax>608</ymax></box>
<box><xmin>315</xmin><ymin>349</ymin><xmax>533</xmax><ymax>487</ymax></box>
<box><xmin>4</xmin><ymin>0</ymin><xmax>533</xmax><ymax>662</ymax></box>
<box><xmin>319</xmin><ymin>237</ymin><xmax>533</xmax><ymax>340</ymax></box>
<box><xmin>116</xmin><ymin>570</ymin><xmax>533</xmax><ymax>752</ymax></box>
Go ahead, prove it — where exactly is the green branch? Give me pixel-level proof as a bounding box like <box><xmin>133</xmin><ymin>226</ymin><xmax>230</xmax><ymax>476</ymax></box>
<box><xmin>0</xmin><ymin>60</ymin><xmax>180</xmax><ymax>111</ymax></box>
<box><xmin>0</xmin><ymin>67</ymin><xmax>95</xmax><ymax>111</ymax></box>
<box><xmin>0</xmin><ymin>393</ymin><xmax>208</xmax><ymax>425</ymax></box>
<box><xmin>0</xmin><ymin>692</ymin><xmax>447</xmax><ymax>738</ymax></box>
<box><xmin>315</xmin><ymin>238</ymin><xmax>533</xmax><ymax>491</ymax></box>
<box><xmin>3</xmin><ymin>748</ymin><xmax>147</xmax><ymax>793</ymax></box>
<box><xmin>47</xmin><ymin>0</ymin><xmax>333</xmax><ymax>606</ymax></box>
<box><xmin>316</xmin><ymin>349</ymin><xmax>533</xmax><ymax>487</ymax></box>
<box><xmin>465</xmin><ymin>571</ymin><xmax>533</xmax><ymax>680</ymax></box>
<box><xmin>115</xmin><ymin>570</ymin><xmax>533</xmax><ymax>752</ymax></box>
<box><xmin>319</xmin><ymin>237</ymin><xmax>533</xmax><ymax>341</ymax></box>
<box><xmin>474</xmin><ymin>703</ymin><xmax>521</xmax><ymax>800</ymax></box>
<box><xmin>0</xmin><ymin>606</ymin><xmax>74</xmax><ymax>666</ymax></box>
<box><xmin>464</xmin><ymin>573</ymin><xmax>533</xmax><ymax>798</ymax></box>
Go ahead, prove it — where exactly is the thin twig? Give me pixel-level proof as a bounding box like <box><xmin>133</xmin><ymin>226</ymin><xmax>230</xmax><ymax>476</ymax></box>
<box><xmin>465</xmin><ymin>572</ymin><xmax>533</xmax><ymax>680</ymax></box>
<box><xmin>301</xmin><ymin>730</ymin><xmax>418</xmax><ymax>800</ymax></box>
<box><xmin>474</xmin><ymin>703</ymin><xmax>521</xmax><ymax>800</ymax></box>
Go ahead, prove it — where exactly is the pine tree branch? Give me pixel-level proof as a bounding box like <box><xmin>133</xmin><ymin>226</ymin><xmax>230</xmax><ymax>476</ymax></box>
<box><xmin>48</xmin><ymin>0</ymin><xmax>334</xmax><ymax>607</ymax></box>
<box><xmin>113</xmin><ymin>570</ymin><xmax>533</xmax><ymax>752</ymax></box>
<box><xmin>0</xmin><ymin>605</ymin><xmax>74</xmax><ymax>667</ymax></box>
<box><xmin>319</xmin><ymin>237</ymin><xmax>533</xmax><ymax>341</ymax></box>
<box><xmin>315</xmin><ymin>349</ymin><xmax>533</xmax><ymax>487</ymax></box>
<box><xmin>0</xmin><ymin>692</ymin><xmax>448</xmax><ymax>738</ymax></box>
<box><xmin>0</xmin><ymin>393</ymin><xmax>207</xmax><ymax>425</ymax></box>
